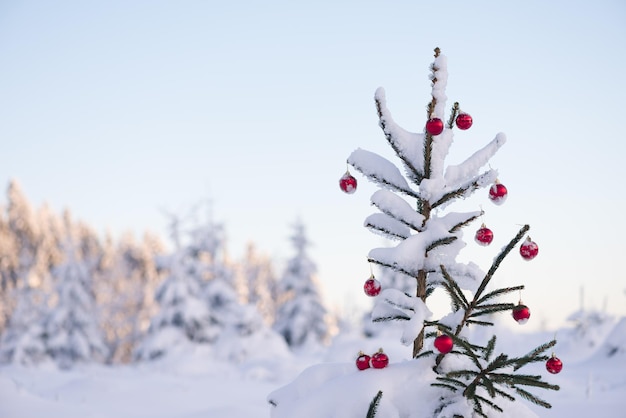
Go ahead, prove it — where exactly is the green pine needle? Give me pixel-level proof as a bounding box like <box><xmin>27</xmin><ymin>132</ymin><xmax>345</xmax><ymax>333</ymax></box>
<box><xmin>484</xmin><ymin>336</ymin><xmax>496</xmax><ymax>361</ymax></box>
<box><xmin>465</xmin><ymin>319</ymin><xmax>494</xmax><ymax>327</ymax></box>
<box><xmin>372</xmin><ymin>314</ymin><xmax>410</xmax><ymax>322</ymax></box>
<box><xmin>366</xmin><ymin>391</ymin><xmax>383</xmax><ymax>418</ymax></box>
<box><xmin>514</xmin><ymin>387</ymin><xmax>552</xmax><ymax>409</ymax></box>
<box><xmin>475</xmin><ymin>285</ymin><xmax>524</xmax><ymax>306</ymax></box>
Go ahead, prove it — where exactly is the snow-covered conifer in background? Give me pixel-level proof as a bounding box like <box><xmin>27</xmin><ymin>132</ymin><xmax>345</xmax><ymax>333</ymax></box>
<box><xmin>0</xmin><ymin>283</ymin><xmax>50</xmax><ymax>365</ymax></box>
<box><xmin>134</xmin><ymin>215</ymin><xmax>219</xmax><ymax>361</ymax></box>
<box><xmin>270</xmin><ymin>48</ymin><xmax>560</xmax><ymax>417</ymax></box>
<box><xmin>239</xmin><ymin>242</ymin><xmax>278</xmax><ymax>324</ymax></box>
<box><xmin>97</xmin><ymin>231</ymin><xmax>164</xmax><ymax>363</ymax></box>
<box><xmin>44</xmin><ymin>239</ymin><xmax>109</xmax><ymax>368</ymax></box>
<box><xmin>273</xmin><ymin>220</ymin><xmax>332</xmax><ymax>348</ymax></box>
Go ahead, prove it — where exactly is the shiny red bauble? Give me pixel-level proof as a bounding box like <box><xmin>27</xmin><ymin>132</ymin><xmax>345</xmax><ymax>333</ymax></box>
<box><xmin>371</xmin><ymin>350</ymin><xmax>389</xmax><ymax>369</ymax></box>
<box><xmin>339</xmin><ymin>171</ymin><xmax>357</xmax><ymax>194</ymax></box>
<box><xmin>434</xmin><ymin>334</ymin><xmax>454</xmax><ymax>354</ymax></box>
<box><xmin>475</xmin><ymin>224</ymin><xmax>494</xmax><ymax>246</ymax></box>
<box><xmin>455</xmin><ymin>113</ymin><xmax>473</xmax><ymax>130</ymax></box>
<box><xmin>363</xmin><ymin>276</ymin><xmax>381</xmax><ymax>297</ymax></box>
<box><xmin>512</xmin><ymin>303</ymin><xmax>531</xmax><ymax>325</ymax></box>
<box><xmin>488</xmin><ymin>182</ymin><xmax>508</xmax><ymax>205</ymax></box>
<box><xmin>426</xmin><ymin>118</ymin><xmax>444</xmax><ymax>135</ymax></box>
<box><xmin>520</xmin><ymin>237</ymin><xmax>539</xmax><ymax>260</ymax></box>
<box><xmin>546</xmin><ymin>355</ymin><xmax>563</xmax><ymax>374</ymax></box>
<box><xmin>356</xmin><ymin>352</ymin><xmax>371</xmax><ymax>370</ymax></box>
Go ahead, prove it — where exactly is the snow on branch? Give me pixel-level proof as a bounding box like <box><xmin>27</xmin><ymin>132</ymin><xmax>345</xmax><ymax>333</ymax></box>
<box><xmin>431</xmin><ymin>169</ymin><xmax>498</xmax><ymax>209</ymax></box>
<box><xmin>364</xmin><ymin>213</ymin><xmax>411</xmax><ymax>240</ymax></box>
<box><xmin>370</xmin><ymin>189</ymin><xmax>425</xmax><ymax>231</ymax></box>
<box><xmin>444</xmin><ymin>133</ymin><xmax>507</xmax><ymax>190</ymax></box>
<box><xmin>372</xmin><ymin>288</ymin><xmax>432</xmax><ymax>346</ymax></box>
<box><xmin>431</xmin><ymin>54</ymin><xmax>448</xmax><ymax>119</ymax></box>
<box><xmin>368</xmin><ymin>221</ymin><xmax>459</xmax><ymax>277</ymax></box>
<box><xmin>436</xmin><ymin>211</ymin><xmax>483</xmax><ymax>233</ymax></box>
<box><xmin>374</xmin><ymin>87</ymin><xmax>425</xmax><ymax>182</ymax></box>
<box><xmin>348</xmin><ymin>148</ymin><xmax>419</xmax><ymax>198</ymax></box>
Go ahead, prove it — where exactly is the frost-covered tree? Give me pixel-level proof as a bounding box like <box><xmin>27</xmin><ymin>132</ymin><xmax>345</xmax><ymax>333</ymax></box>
<box><xmin>98</xmin><ymin>231</ymin><xmax>164</xmax><ymax>363</ymax></box>
<box><xmin>239</xmin><ymin>242</ymin><xmax>278</xmax><ymax>324</ymax></box>
<box><xmin>194</xmin><ymin>219</ymin><xmax>283</xmax><ymax>363</ymax></box>
<box><xmin>134</xmin><ymin>217</ymin><xmax>219</xmax><ymax>361</ymax></box>
<box><xmin>0</xmin><ymin>284</ymin><xmax>49</xmax><ymax>365</ymax></box>
<box><xmin>43</xmin><ymin>240</ymin><xmax>109</xmax><ymax>369</ymax></box>
<box><xmin>6</xmin><ymin>179</ymin><xmax>39</xmax><ymax>285</ymax></box>
<box><xmin>273</xmin><ymin>220</ymin><xmax>332</xmax><ymax>348</ymax></box>
<box><xmin>269</xmin><ymin>48</ymin><xmax>560</xmax><ymax>417</ymax></box>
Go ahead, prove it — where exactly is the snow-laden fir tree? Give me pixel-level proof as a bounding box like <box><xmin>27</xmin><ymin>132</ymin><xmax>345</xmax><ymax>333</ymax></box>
<box><xmin>98</xmin><ymin>231</ymin><xmax>164</xmax><ymax>363</ymax></box>
<box><xmin>134</xmin><ymin>215</ymin><xmax>219</xmax><ymax>361</ymax></box>
<box><xmin>239</xmin><ymin>242</ymin><xmax>278</xmax><ymax>325</ymax></box>
<box><xmin>273</xmin><ymin>220</ymin><xmax>332</xmax><ymax>349</ymax></box>
<box><xmin>269</xmin><ymin>48</ymin><xmax>559</xmax><ymax>418</ymax></box>
<box><xmin>0</xmin><ymin>282</ymin><xmax>50</xmax><ymax>365</ymax></box>
<box><xmin>190</xmin><ymin>215</ymin><xmax>287</xmax><ymax>364</ymax></box>
<box><xmin>43</xmin><ymin>239</ymin><xmax>109</xmax><ymax>368</ymax></box>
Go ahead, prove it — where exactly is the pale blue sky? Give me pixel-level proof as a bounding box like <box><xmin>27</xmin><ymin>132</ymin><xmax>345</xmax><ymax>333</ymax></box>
<box><xmin>1</xmin><ymin>1</ymin><xmax>625</xmax><ymax>329</ymax></box>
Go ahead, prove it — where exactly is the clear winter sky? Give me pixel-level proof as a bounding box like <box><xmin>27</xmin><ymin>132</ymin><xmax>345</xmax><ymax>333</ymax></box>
<box><xmin>1</xmin><ymin>1</ymin><xmax>625</xmax><ymax>331</ymax></box>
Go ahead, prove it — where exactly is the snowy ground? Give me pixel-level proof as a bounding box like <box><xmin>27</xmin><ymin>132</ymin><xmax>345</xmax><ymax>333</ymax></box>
<box><xmin>1</xmin><ymin>323</ymin><xmax>625</xmax><ymax>418</ymax></box>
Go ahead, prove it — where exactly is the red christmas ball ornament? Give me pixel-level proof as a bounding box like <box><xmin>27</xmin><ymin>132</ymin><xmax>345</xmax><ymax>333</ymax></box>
<box><xmin>426</xmin><ymin>118</ymin><xmax>444</xmax><ymax>136</ymax></box>
<box><xmin>455</xmin><ymin>113</ymin><xmax>473</xmax><ymax>130</ymax></box>
<box><xmin>371</xmin><ymin>349</ymin><xmax>389</xmax><ymax>369</ymax></box>
<box><xmin>434</xmin><ymin>334</ymin><xmax>454</xmax><ymax>354</ymax></box>
<box><xmin>488</xmin><ymin>181</ymin><xmax>508</xmax><ymax>205</ymax></box>
<box><xmin>363</xmin><ymin>275</ymin><xmax>381</xmax><ymax>297</ymax></box>
<box><xmin>512</xmin><ymin>302</ymin><xmax>531</xmax><ymax>325</ymax></box>
<box><xmin>520</xmin><ymin>237</ymin><xmax>539</xmax><ymax>260</ymax></box>
<box><xmin>475</xmin><ymin>224</ymin><xmax>494</xmax><ymax>246</ymax></box>
<box><xmin>356</xmin><ymin>351</ymin><xmax>371</xmax><ymax>370</ymax></box>
<box><xmin>339</xmin><ymin>170</ymin><xmax>357</xmax><ymax>194</ymax></box>
<box><xmin>546</xmin><ymin>354</ymin><xmax>563</xmax><ymax>374</ymax></box>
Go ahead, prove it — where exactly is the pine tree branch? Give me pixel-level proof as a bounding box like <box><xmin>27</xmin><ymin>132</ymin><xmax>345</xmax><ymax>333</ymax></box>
<box><xmin>514</xmin><ymin>387</ymin><xmax>552</xmax><ymax>409</ymax></box>
<box><xmin>435</xmin><ymin>376</ymin><xmax>469</xmax><ymax>389</ymax></box>
<box><xmin>440</xmin><ymin>264</ymin><xmax>469</xmax><ymax>310</ymax></box>
<box><xmin>493</xmin><ymin>387</ymin><xmax>516</xmax><ymax>401</ymax></box>
<box><xmin>470</xmin><ymin>303</ymin><xmax>515</xmax><ymax>317</ymax></box>
<box><xmin>474</xmin><ymin>225</ymin><xmax>530</xmax><ymax>302</ymax></box>
<box><xmin>465</xmin><ymin>319</ymin><xmax>494</xmax><ymax>326</ymax></box>
<box><xmin>473</xmin><ymin>395</ymin><xmax>503</xmax><ymax>413</ymax></box>
<box><xmin>415</xmin><ymin>349</ymin><xmax>435</xmax><ymax>359</ymax></box>
<box><xmin>375</xmin><ymin>97</ymin><xmax>424</xmax><ymax>183</ymax></box>
<box><xmin>431</xmin><ymin>180</ymin><xmax>482</xmax><ymax>209</ymax></box>
<box><xmin>372</xmin><ymin>314</ymin><xmax>411</xmax><ymax>322</ymax></box>
<box><xmin>484</xmin><ymin>335</ymin><xmax>496</xmax><ymax>361</ymax></box>
<box><xmin>349</xmin><ymin>164</ymin><xmax>421</xmax><ymax>199</ymax></box>
<box><xmin>382</xmin><ymin>293</ymin><xmax>416</xmax><ymax>312</ymax></box>
<box><xmin>512</xmin><ymin>339</ymin><xmax>557</xmax><ymax>371</ymax></box>
<box><xmin>367</xmin><ymin>258</ymin><xmax>417</xmax><ymax>278</ymax></box>
<box><xmin>426</xmin><ymin>236</ymin><xmax>457</xmax><ymax>253</ymax></box>
<box><xmin>366</xmin><ymin>391</ymin><xmax>383</xmax><ymax>418</ymax></box>
<box><xmin>431</xmin><ymin>383</ymin><xmax>459</xmax><ymax>392</ymax></box>
<box><xmin>448</xmin><ymin>211</ymin><xmax>482</xmax><ymax>233</ymax></box>
<box><xmin>431</xmin><ymin>169</ymin><xmax>495</xmax><ymax>209</ymax></box>
<box><xmin>364</xmin><ymin>221</ymin><xmax>410</xmax><ymax>240</ymax></box>
<box><xmin>475</xmin><ymin>285</ymin><xmax>525</xmax><ymax>306</ymax></box>
<box><xmin>370</xmin><ymin>199</ymin><xmax>424</xmax><ymax>232</ymax></box>
<box><xmin>446</xmin><ymin>102</ymin><xmax>460</xmax><ymax>129</ymax></box>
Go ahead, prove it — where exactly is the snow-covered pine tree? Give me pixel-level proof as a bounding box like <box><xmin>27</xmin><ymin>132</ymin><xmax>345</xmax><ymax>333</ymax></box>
<box><xmin>273</xmin><ymin>220</ymin><xmax>332</xmax><ymax>349</ymax></box>
<box><xmin>240</xmin><ymin>242</ymin><xmax>278</xmax><ymax>325</ymax></box>
<box><xmin>134</xmin><ymin>215</ymin><xmax>219</xmax><ymax>361</ymax></box>
<box><xmin>98</xmin><ymin>231</ymin><xmax>163</xmax><ymax>363</ymax></box>
<box><xmin>44</xmin><ymin>239</ymin><xmax>109</xmax><ymax>368</ymax></box>
<box><xmin>269</xmin><ymin>48</ymin><xmax>560</xmax><ymax>418</ymax></box>
<box><xmin>0</xmin><ymin>283</ymin><xmax>50</xmax><ymax>365</ymax></box>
